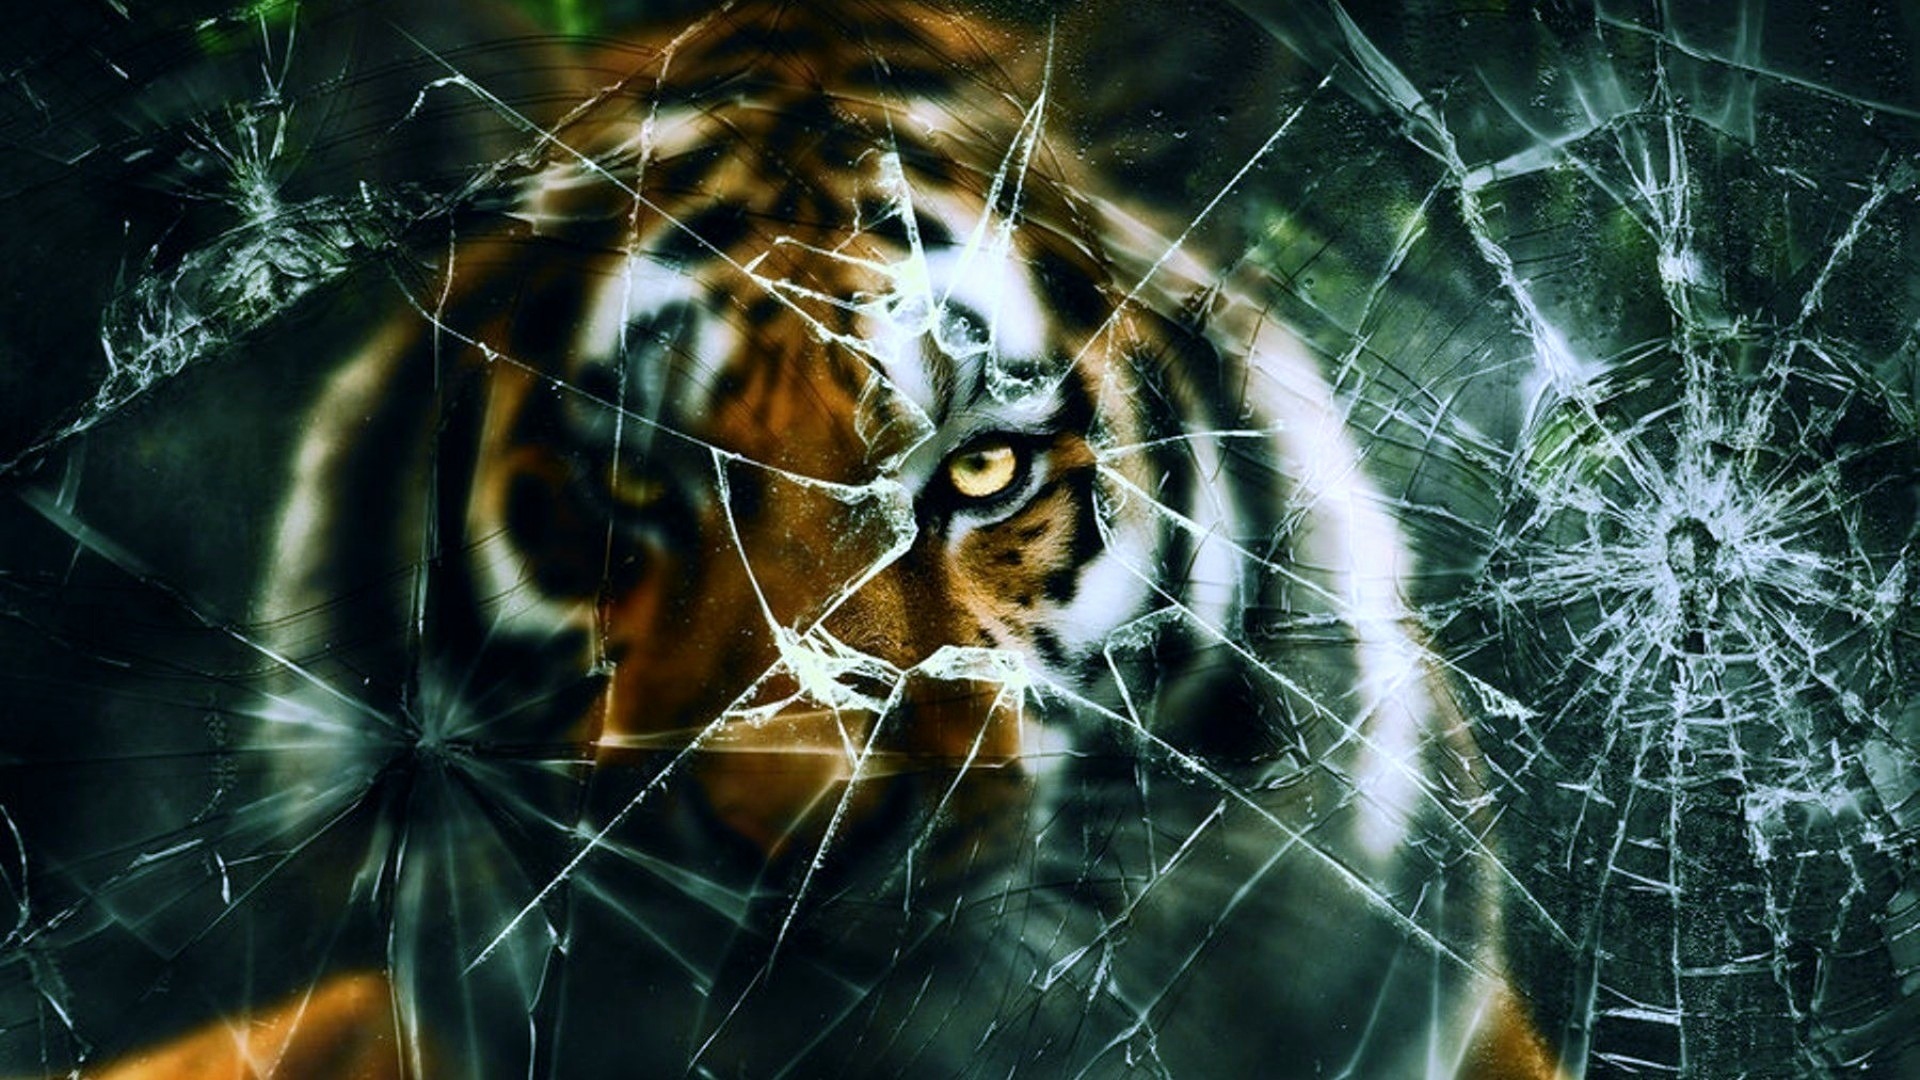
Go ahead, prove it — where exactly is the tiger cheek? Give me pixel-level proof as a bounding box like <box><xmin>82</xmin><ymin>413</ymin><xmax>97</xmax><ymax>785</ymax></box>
<box><xmin>958</xmin><ymin>490</ymin><xmax>1076</xmax><ymax>633</ymax></box>
<box><xmin>596</xmin><ymin>514</ymin><xmax>754</xmax><ymax>741</ymax></box>
<box><xmin>596</xmin><ymin>557</ymin><xmax>693</xmax><ymax>743</ymax></box>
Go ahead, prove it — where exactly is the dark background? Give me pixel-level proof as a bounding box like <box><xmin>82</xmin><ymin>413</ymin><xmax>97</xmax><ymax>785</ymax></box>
<box><xmin>4</xmin><ymin>1</ymin><xmax>1919</xmax><ymax>1075</ymax></box>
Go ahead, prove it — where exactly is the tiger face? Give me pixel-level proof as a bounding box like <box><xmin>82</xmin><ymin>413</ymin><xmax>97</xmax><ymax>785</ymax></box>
<box><xmin>239</xmin><ymin>3</ymin><xmax>1562</xmax><ymax>1076</ymax></box>
<box><xmin>465</xmin><ymin>176</ymin><xmax>1176</xmax><ymax>853</ymax></box>
<box><xmin>411</xmin><ymin>17</ymin><xmax>1210</xmax><ymax>861</ymax></box>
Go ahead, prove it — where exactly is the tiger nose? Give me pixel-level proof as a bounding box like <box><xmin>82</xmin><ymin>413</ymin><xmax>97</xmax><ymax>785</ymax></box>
<box><xmin>693</xmin><ymin>672</ymin><xmax>1027</xmax><ymax>859</ymax></box>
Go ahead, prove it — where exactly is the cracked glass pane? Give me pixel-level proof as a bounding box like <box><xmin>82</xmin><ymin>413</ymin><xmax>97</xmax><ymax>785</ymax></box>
<box><xmin>3</xmin><ymin>1</ymin><xmax>1917</xmax><ymax>1077</ymax></box>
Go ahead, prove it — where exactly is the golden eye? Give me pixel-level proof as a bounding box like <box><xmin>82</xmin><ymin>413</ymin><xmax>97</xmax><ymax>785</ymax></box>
<box><xmin>946</xmin><ymin>441</ymin><xmax>1021</xmax><ymax>500</ymax></box>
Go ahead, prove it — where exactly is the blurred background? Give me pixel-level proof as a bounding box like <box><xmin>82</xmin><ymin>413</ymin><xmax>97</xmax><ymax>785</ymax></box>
<box><xmin>4</xmin><ymin>1</ymin><xmax>1918</xmax><ymax>1075</ymax></box>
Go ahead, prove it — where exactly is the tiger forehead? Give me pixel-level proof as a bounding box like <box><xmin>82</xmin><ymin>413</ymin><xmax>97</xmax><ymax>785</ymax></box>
<box><xmin>520</xmin><ymin>5</ymin><xmax>1129</xmax><ymax>479</ymax></box>
<box><xmin>558</xmin><ymin>141</ymin><xmax>1098</xmax><ymax>453</ymax></box>
<box><xmin>581</xmin><ymin>242</ymin><xmax>1081</xmax><ymax>481</ymax></box>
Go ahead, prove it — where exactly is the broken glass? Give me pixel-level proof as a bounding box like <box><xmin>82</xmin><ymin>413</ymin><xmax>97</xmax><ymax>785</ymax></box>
<box><xmin>3</xmin><ymin>1</ymin><xmax>1917</xmax><ymax>1076</ymax></box>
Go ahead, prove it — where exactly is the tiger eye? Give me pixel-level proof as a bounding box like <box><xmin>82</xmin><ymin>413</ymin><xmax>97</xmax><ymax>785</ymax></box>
<box><xmin>947</xmin><ymin>442</ymin><xmax>1020</xmax><ymax>499</ymax></box>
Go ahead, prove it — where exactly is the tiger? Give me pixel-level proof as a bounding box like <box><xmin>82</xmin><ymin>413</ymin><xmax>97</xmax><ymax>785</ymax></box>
<box><xmin>98</xmin><ymin>2</ymin><xmax>1560</xmax><ymax>1077</ymax></box>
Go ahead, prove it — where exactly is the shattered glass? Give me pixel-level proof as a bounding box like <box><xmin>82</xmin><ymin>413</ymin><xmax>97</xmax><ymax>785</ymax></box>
<box><xmin>4</xmin><ymin>1</ymin><xmax>1919</xmax><ymax>1076</ymax></box>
